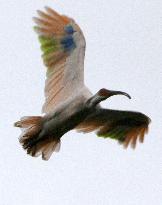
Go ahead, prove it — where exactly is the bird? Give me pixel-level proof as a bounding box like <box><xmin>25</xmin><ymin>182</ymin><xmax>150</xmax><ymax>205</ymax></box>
<box><xmin>14</xmin><ymin>7</ymin><xmax>151</xmax><ymax>160</ymax></box>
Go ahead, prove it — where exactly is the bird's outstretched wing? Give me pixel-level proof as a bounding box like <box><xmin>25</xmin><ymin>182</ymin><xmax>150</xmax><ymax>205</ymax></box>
<box><xmin>76</xmin><ymin>109</ymin><xmax>151</xmax><ymax>148</ymax></box>
<box><xmin>34</xmin><ymin>7</ymin><xmax>87</xmax><ymax>113</ymax></box>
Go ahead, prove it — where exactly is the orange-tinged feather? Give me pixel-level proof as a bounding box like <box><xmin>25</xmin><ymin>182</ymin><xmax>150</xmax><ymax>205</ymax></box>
<box><xmin>47</xmin><ymin>70</ymin><xmax>64</xmax><ymax>88</ymax></box>
<box><xmin>43</xmin><ymin>51</ymin><xmax>65</xmax><ymax>63</ymax></box>
<box><xmin>130</xmin><ymin>129</ymin><xmax>139</xmax><ymax>149</ymax></box>
<box><xmin>44</xmin><ymin>53</ymin><xmax>65</xmax><ymax>68</ymax></box>
<box><xmin>139</xmin><ymin>127</ymin><xmax>146</xmax><ymax>143</ymax></box>
<box><xmin>44</xmin><ymin>62</ymin><xmax>65</xmax><ymax>91</ymax></box>
<box><xmin>19</xmin><ymin>126</ymin><xmax>39</xmax><ymax>143</ymax></box>
<box><xmin>123</xmin><ymin>131</ymin><xmax>134</xmax><ymax>148</ymax></box>
<box><xmin>45</xmin><ymin>7</ymin><xmax>70</xmax><ymax>24</ymax></box>
<box><xmin>45</xmin><ymin>68</ymin><xmax>64</xmax><ymax>91</ymax></box>
<box><xmin>45</xmin><ymin>75</ymin><xmax>64</xmax><ymax>99</ymax></box>
<box><xmin>43</xmin><ymin>87</ymin><xmax>64</xmax><ymax>113</ymax></box>
<box><xmin>97</xmin><ymin>124</ymin><xmax>111</xmax><ymax>135</ymax></box>
<box><xmin>77</xmin><ymin>125</ymin><xmax>99</xmax><ymax>133</ymax></box>
<box><xmin>34</xmin><ymin>26</ymin><xmax>54</xmax><ymax>36</ymax></box>
<box><xmin>37</xmin><ymin>10</ymin><xmax>57</xmax><ymax>22</ymax></box>
<box><xmin>33</xmin><ymin>17</ymin><xmax>53</xmax><ymax>28</ymax></box>
<box><xmin>61</xmin><ymin>15</ymin><xmax>71</xmax><ymax>24</ymax></box>
<box><xmin>37</xmin><ymin>9</ymin><xmax>67</xmax><ymax>30</ymax></box>
<box><xmin>46</xmin><ymin>81</ymin><xmax>63</xmax><ymax>101</ymax></box>
<box><xmin>14</xmin><ymin>116</ymin><xmax>42</xmax><ymax>128</ymax></box>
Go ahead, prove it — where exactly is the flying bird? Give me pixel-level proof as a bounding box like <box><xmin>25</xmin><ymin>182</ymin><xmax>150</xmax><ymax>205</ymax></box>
<box><xmin>14</xmin><ymin>7</ymin><xmax>151</xmax><ymax>160</ymax></box>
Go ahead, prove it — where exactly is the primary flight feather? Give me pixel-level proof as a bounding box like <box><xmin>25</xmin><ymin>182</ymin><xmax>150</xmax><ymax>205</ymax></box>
<box><xmin>14</xmin><ymin>7</ymin><xmax>151</xmax><ymax>160</ymax></box>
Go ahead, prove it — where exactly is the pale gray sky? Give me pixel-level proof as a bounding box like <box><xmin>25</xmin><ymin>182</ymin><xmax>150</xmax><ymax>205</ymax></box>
<box><xmin>0</xmin><ymin>1</ymin><xmax>162</xmax><ymax>205</ymax></box>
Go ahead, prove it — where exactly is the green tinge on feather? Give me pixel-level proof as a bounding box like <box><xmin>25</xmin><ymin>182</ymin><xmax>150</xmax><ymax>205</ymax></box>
<box><xmin>46</xmin><ymin>69</ymin><xmax>55</xmax><ymax>78</ymax></box>
<box><xmin>42</xmin><ymin>46</ymin><xmax>58</xmax><ymax>56</ymax></box>
<box><xmin>39</xmin><ymin>36</ymin><xmax>56</xmax><ymax>47</ymax></box>
<box><xmin>97</xmin><ymin>127</ymin><xmax>129</xmax><ymax>142</ymax></box>
<box><xmin>33</xmin><ymin>26</ymin><xmax>39</xmax><ymax>33</ymax></box>
<box><xmin>39</xmin><ymin>36</ymin><xmax>51</xmax><ymax>44</ymax></box>
<box><xmin>38</xmin><ymin>36</ymin><xmax>59</xmax><ymax>56</ymax></box>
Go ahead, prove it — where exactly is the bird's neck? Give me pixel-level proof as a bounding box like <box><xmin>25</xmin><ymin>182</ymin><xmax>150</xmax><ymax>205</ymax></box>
<box><xmin>86</xmin><ymin>95</ymin><xmax>105</xmax><ymax>108</ymax></box>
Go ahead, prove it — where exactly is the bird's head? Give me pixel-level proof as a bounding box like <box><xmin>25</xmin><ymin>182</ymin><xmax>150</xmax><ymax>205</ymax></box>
<box><xmin>97</xmin><ymin>88</ymin><xmax>131</xmax><ymax>100</ymax></box>
<box><xmin>86</xmin><ymin>88</ymin><xmax>131</xmax><ymax>108</ymax></box>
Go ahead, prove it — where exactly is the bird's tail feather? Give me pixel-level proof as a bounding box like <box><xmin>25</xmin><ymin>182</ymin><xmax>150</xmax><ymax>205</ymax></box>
<box><xmin>14</xmin><ymin>116</ymin><xmax>60</xmax><ymax>160</ymax></box>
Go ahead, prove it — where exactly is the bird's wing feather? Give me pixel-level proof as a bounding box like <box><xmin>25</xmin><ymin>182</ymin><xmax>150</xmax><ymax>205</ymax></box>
<box><xmin>76</xmin><ymin>108</ymin><xmax>151</xmax><ymax>148</ymax></box>
<box><xmin>34</xmin><ymin>7</ymin><xmax>87</xmax><ymax>113</ymax></box>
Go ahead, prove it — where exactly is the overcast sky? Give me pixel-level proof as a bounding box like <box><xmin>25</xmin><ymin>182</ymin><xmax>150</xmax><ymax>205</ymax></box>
<box><xmin>0</xmin><ymin>0</ymin><xmax>162</xmax><ymax>205</ymax></box>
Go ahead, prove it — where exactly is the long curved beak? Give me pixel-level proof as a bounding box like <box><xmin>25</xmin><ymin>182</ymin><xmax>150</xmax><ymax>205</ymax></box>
<box><xmin>109</xmin><ymin>90</ymin><xmax>131</xmax><ymax>99</ymax></box>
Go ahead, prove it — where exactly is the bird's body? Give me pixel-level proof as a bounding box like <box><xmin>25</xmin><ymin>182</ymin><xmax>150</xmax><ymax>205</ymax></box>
<box><xmin>41</xmin><ymin>91</ymin><xmax>92</xmax><ymax>138</ymax></box>
<box><xmin>14</xmin><ymin>7</ymin><xmax>151</xmax><ymax>160</ymax></box>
